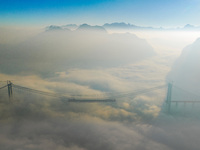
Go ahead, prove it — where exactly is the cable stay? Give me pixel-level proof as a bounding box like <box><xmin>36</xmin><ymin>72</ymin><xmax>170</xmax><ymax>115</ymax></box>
<box><xmin>107</xmin><ymin>84</ymin><xmax>167</xmax><ymax>98</ymax></box>
<box><xmin>0</xmin><ymin>85</ymin><xmax>7</xmax><ymax>90</ymax></box>
<box><xmin>65</xmin><ymin>84</ymin><xmax>167</xmax><ymax>100</ymax></box>
<box><xmin>1</xmin><ymin>81</ymin><xmax>169</xmax><ymax>103</ymax></box>
<box><xmin>173</xmin><ymin>85</ymin><xmax>200</xmax><ymax>99</ymax></box>
<box><xmin>0</xmin><ymin>81</ymin><xmax>8</xmax><ymax>83</ymax></box>
<box><xmin>12</xmin><ymin>84</ymin><xmax>112</xmax><ymax>102</ymax></box>
<box><xmin>12</xmin><ymin>83</ymin><xmax>168</xmax><ymax>101</ymax></box>
<box><xmin>12</xmin><ymin>84</ymin><xmax>63</xmax><ymax>98</ymax></box>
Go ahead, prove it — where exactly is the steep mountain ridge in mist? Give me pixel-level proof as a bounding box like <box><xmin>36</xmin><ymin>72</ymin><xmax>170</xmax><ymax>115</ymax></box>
<box><xmin>0</xmin><ymin>30</ymin><xmax>155</xmax><ymax>77</ymax></box>
<box><xmin>167</xmin><ymin>37</ymin><xmax>200</xmax><ymax>94</ymax></box>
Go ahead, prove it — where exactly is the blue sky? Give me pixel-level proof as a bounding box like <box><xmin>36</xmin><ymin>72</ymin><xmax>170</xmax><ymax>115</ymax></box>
<box><xmin>0</xmin><ymin>0</ymin><xmax>200</xmax><ymax>27</ymax></box>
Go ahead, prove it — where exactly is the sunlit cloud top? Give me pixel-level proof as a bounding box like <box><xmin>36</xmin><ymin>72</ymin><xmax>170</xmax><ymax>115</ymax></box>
<box><xmin>0</xmin><ymin>0</ymin><xmax>200</xmax><ymax>27</ymax></box>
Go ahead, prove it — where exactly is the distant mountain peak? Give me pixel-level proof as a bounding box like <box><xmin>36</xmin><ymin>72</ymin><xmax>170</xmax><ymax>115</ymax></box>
<box><xmin>77</xmin><ymin>24</ymin><xmax>107</xmax><ymax>32</ymax></box>
<box><xmin>103</xmin><ymin>22</ymin><xmax>137</xmax><ymax>29</ymax></box>
<box><xmin>184</xmin><ymin>24</ymin><xmax>195</xmax><ymax>28</ymax></box>
<box><xmin>45</xmin><ymin>25</ymin><xmax>70</xmax><ymax>32</ymax></box>
<box><xmin>62</xmin><ymin>24</ymin><xmax>78</xmax><ymax>30</ymax></box>
<box><xmin>46</xmin><ymin>25</ymin><xmax>63</xmax><ymax>31</ymax></box>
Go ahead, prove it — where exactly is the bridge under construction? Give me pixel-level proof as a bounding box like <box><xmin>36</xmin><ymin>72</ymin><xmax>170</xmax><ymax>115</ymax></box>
<box><xmin>1</xmin><ymin>81</ymin><xmax>200</xmax><ymax>114</ymax></box>
<box><xmin>1</xmin><ymin>80</ymin><xmax>166</xmax><ymax>103</ymax></box>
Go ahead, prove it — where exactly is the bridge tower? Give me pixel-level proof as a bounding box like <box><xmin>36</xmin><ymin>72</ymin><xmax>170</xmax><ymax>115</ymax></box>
<box><xmin>166</xmin><ymin>82</ymin><xmax>173</xmax><ymax>113</ymax></box>
<box><xmin>7</xmin><ymin>81</ymin><xmax>13</xmax><ymax>102</ymax></box>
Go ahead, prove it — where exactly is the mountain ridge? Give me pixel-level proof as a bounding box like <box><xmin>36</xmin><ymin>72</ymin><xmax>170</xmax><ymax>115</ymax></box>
<box><xmin>46</xmin><ymin>22</ymin><xmax>200</xmax><ymax>32</ymax></box>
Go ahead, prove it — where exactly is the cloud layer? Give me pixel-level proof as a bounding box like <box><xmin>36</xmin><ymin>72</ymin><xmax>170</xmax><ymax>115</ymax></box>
<box><xmin>1</xmin><ymin>27</ymin><xmax>200</xmax><ymax>150</ymax></box>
